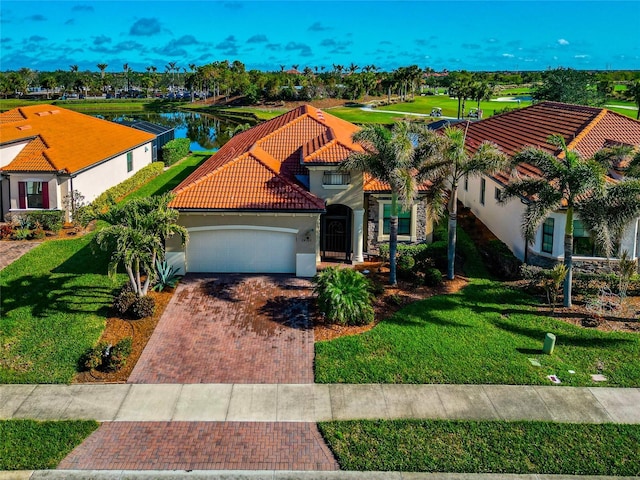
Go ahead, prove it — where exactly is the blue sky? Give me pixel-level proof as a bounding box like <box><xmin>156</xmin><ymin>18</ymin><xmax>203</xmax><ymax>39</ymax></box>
<box><xmin>1</xmin><ymin>0</ymin><xmax>639</xmax><ymax>73</ymax></box>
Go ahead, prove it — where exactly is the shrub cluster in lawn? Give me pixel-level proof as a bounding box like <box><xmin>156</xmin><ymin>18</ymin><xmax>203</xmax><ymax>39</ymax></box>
<box><xmin>82</xmin><ymin>337</ymin><xmax>132</xmax><ymax>372</ymax></box>
<box><xmin>113</xmin><ymin>284</ymin><xmax>137</xmax><ymax>315</ymax></box>
<box><xmin>3</xmin><ymin>211</ymin><xmax>65</xmax><ymax>239</ymax></box>
<box><xmin>161</xmin><ymin>138</ymin><xmax>190</xmax><ymax>166</ymax></box>
<box><xmin>131</xmin><ymin>295</ymin><xmax>156</xmax><ymax>319</ymax></box>
<box><xmin>313</xmin><ymin>267</ymin><xmax>374</xmax><ymax>325</ymax></box>
<box><xmin>112</xmin><ymin>284</ymin><xmax>156</xmax><ymax>319</ymax></box>
<box><xmin>379</xmin><ymin>241</ymin><xmax>447</xmax><ymax>285</ymax></box>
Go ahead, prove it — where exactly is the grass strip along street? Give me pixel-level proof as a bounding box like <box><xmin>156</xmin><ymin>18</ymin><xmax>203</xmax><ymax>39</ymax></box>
<box><xmin>319</xmin><ymin>419</ymin><xmax>640</xmax><ymax>476</ymax></box>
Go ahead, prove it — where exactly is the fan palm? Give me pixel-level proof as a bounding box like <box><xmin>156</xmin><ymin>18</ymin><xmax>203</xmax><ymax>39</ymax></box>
<box><xmin>343</xmin><ymin>122</ymin><xmax>425</xmax><ymax>286</ymax></box>
<box><xmin>500</xmin><ymin>136</ymin><xmax>639</xmax><ymax>307</ymax></box>
<box><xmin>418</xmin><ymin>125</ymin><xmax>509</xmax><ymax>280</ymax></box>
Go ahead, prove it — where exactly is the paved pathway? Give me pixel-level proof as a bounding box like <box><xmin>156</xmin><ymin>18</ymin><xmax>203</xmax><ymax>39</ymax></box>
<box><xmin>128</xmin><ymin>275</ymin><xmax>314</xmax><ymax>384</ymax></box>
<box><xmin>3</xmin><ymin>383</ymin><xmax>639</xmax><ymax>424</ymax></box>
<box><xmin>0</xmin><ymin>240</ymin><xmax>41</xmax><ymax>270</ymax></box>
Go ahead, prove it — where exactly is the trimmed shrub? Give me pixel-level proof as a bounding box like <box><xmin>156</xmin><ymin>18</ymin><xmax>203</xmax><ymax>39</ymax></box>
<box><xmin>131</xmin><ymin>295</ymin><xmax>156</xmax><ymax>319</ymax></box>
<box><xmin>12</xmin><ymin>228</ymin><xmax>30</xmax><ymax>240</ymax></box>
<box><xmin>162</xmin><ymin>138</ymin><xmax>190</xmax><ymax>166</ymax></box>
<box><xmin>82</xmin><ymin>341</ymin><xmax>109</xmax><ymax>370</ymax></box>
<box><xmin>480</xmin><ymin>239</ymin><xmax>522</xmax><ymax>280</ymax></box>
<box><xmin>113</xmin><ymin>288</ymin><xmax>137</xmax><ymax>315</ymax></box>
<box><xmin>104</xmin><ymin>337</ymin><xmax>132</xmax><ymax>372</ymax></box>
<box><xmin>0</xmin><ymin>224</ymin><xmax>14</xmax><ymax>239</ymax></box>
<box><xmin>21</xmin><ymin>211</ymin><xmax>64</xmax><ymax>232</ymax></box>
<box><xmin>31</xmin><ymin>228</ymin><xmax>46</xmax><ymax>240</ymax></box>
<box><xmin>88</xmin><ymin>161</ymin><xmax>165</xmax><ymax>215</ymax></box>
<box><xmin>424</xmin><ymin>267</ymin><xmax>444</xmax><ymax>287</ymax></box>
<box><xmin>313</xmin><ymin>267</ymin><xmax>374</xmax><ymax>326</ymax></box>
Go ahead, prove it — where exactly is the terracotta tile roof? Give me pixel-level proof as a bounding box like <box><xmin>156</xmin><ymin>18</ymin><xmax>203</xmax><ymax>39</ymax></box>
<box><xmin>0</xmin><ymin>104</ymin><xmax>154</xmax><ymax>174</ymax></box>
<box><xmin>171</xmin><ymin>104</ymin><xmax>363</xmax><ymax>211</ymax></box>
<box><xmin>461</xmin><ymin>102</ymin><xmax>640</xmax><ymax>185</ymax></box>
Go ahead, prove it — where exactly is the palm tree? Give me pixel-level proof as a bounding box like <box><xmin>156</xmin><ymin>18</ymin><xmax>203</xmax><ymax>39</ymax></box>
<box><xmin>95</xmin><ymin>194</ymin><xmax>188</xmax><ymax>297</ymax></box>
<box><xmin>418</xmin><ymin>125</ymin><xmax>509</xmax><ymax>280</ymax></box>
<box><xmin>123</xmin><ymin>63</ymin><xmax>130</xmax><ymax>92</ymax></box>
<box><xmin>96</xmin><ymin>63</ymin><xmax>108</xmax><ymax>94</ymax></box>
<box><xmin>342</xmin><ymin>122</ymin><xmax>425</xmax><ymax>285</ymax></box>
<box><xmin>499</xmin><ymin>136</ymin><xmax>638</xmax><ymax>307</ymax></box>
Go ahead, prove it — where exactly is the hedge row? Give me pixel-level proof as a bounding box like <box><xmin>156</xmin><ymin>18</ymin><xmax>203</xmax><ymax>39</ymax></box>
<box><xmin>8</xmin><ymin>210</ymin><xmax>65</xmax><ymax>232</ymax></box>
<box><xmin>162</xmin><ymin>138</ymin><xmax>190</xmax><ymax>166</ymax></box>
<box><xmin>85</xmin><ymin>161</ymin><xmax>165</xmax><ymax>215</ymax></box>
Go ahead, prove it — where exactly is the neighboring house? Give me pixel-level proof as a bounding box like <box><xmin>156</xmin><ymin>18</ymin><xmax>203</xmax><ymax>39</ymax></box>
<box><xmin>0</xmin><ymin>104</ymin><xmax>155</xmax><ymax>222</ymax></box>
<box><xmin>167</xmin><ymin>104</ymin><xmax>433</xmax><ymax>277</ymax></box>
<box><xmin>117</xmin><ymin>120</ymin><xmax>175</xmax><ymax>162</ymax></box>
<box><xmin>457</xmin><ymin>101</ymin><xmax>640</xmax><ymax>269</ymax></box>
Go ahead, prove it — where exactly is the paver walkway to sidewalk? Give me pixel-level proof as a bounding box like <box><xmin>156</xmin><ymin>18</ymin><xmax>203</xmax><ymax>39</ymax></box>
<box><xmin>128</xmin><ymin>274</ymin><xmax>314</xmax><ymax>384</ymax></box>
<box><xmin>0</xmin><ymin>240</ymin><xmax>41</xmax><ymax>270</ymax></box>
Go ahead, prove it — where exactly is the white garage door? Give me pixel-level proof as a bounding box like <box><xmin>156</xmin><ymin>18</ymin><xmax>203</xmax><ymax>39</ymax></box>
<box><xmin>186</xmin><ymin>227</ymin><xmax>297</xmax><ymax>273</ymax></box>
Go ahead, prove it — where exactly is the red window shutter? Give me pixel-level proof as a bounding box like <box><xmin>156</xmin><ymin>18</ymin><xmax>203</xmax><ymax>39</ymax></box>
<box><xmin>41</xmin><ymin>182</ymin><xmax>49</xmax><ymax>209</ymax></box>
<box><xmin>18</xmin><ymin>182</ymin><xmax>26</xmax><ymax>209</ymax></box>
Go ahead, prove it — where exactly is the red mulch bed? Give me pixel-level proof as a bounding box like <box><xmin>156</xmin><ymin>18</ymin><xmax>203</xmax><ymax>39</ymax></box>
<box><xmin>73</xmin><ymin>288</ymin><xmax>174</xmax><ymax>383</ymax></box>
<box><xmin>313</xmin><ymin>263</ymin><xmax>468</xmax><ymax>341</ymax></box>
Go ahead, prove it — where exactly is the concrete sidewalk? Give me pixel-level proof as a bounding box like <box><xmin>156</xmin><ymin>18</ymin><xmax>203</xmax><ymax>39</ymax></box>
<box><xmin>2</xmin><ymin>383</ymin><xmax>640</xmax><ymax>424</ymax></box>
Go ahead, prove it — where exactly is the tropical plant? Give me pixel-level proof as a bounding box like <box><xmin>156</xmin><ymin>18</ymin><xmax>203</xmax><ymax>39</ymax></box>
<box><xmin>343</xmin><ymin>122</ymin><xmax>426</xmax><ymax>285</ymax></box>
<box><xmin>94</xmin><ymin>193</ymin><xmax>188</xmax><ymax>297</ymax></box>
<box><xmin>626</xmin><ymin>80</ymin><xmax>640</xmax><ymax>120</ymax></box>
<box><xmin>533</xmin><ymin>67</ymin><xmax>603</xmax><ymax>106</ymax></box>
<box><xmin>418</xmin><ymin>125</ymin><xmax>509</xmax><ymax>280</ymax></box>
<box><xmin>545</xmin><ymin>263</ymin><xmax>568</xmax><ymax>313</ymax></box>
<box><xmin>312</xmin><ymin>267</ymin><xmax>374</xmax><ymax>326</ymax></box>
<box><xmin>500</xmin><ymin>137</ymin><xmax>640</xmax><ymax>307</ymax></box>
<box><xmin>617</xmin><ymin>250</ymin><xmax>637</xmax><ymax>299</ymax></box>
<box><xmin>153</xmin><ymin>259</ymin><xmax>181</xmax><ymax>291</ymax></box>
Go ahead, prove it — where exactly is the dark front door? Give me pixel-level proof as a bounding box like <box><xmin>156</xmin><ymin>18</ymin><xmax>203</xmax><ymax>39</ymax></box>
<box><xmin>321</xmin><ymin>204</ymin><xmax>352</xmax><ymax>261</ymax></box>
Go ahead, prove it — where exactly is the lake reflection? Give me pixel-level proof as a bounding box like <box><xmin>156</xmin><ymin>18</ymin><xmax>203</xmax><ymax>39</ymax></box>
<box><xmin>99</xmin><ymin>110</ymin><xmax>250</xmax><ymax>152</ymax></box>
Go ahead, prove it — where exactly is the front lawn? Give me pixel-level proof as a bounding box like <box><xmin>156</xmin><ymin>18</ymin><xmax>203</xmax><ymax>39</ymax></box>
<box><xmin>319</xmin><ymin>419</ymin><xmax>640</xmax><ymax>475</ymax></box>
<box><xmin>315</xmin><ymin>227</ymin><xmax>640</xmax><ymax>387</ymax></box>
<box><xmin>0</xmin><ymin>420</ymin><xmax>98</xmax><ymax>470</ymax></box>
<box><xmin>0</xmin><ymin>155</ymin><xmax>207</xmax><ymax>384</ymax></box>
<box><xmin>0</xmin><ymin>234</ymin><xmax>124</xmax><ymax>383</ymax></box>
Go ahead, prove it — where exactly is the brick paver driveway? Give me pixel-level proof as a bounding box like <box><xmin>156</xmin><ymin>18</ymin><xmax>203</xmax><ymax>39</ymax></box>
<box><xmin>0</xmin><ymin>240</ymin><xmax>41</xmax><ymax>270</ymax></box>
<box><xmin>128</xmin><ymin>274</ymin><xmax>315</xmax><ymax>384</ymax></box>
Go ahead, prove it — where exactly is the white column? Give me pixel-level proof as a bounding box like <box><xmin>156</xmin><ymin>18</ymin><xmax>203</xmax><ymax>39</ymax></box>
<box><xmin>353</xmin><ymin>208</ymin><xmax>365</xmax><ymax>263</ymax></box>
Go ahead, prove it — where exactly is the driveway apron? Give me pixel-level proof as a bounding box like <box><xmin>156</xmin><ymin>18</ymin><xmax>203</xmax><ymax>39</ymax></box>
<box><xmin>0</xmin><ymin>240</ymin><xmax>41</xmax><ymax>270</ymax></box>
<box><xmin>128</xmin><ymin>274</ymin><xmax>315</xmax><ymax>384</ymax></box>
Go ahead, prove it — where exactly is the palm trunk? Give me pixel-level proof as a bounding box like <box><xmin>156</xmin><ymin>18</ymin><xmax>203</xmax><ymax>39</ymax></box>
<box><xmin>389</xmin><ymin>194</ymin><xmax>398</xmax><ymax>286</ymax></box>
<box><xmin>563</xmin><ymin>207</ymin><xmax>574</xmax><ymax>307</ymax></box>
<box><xmin>447</xmin><ymin>187</ymin><xmax>458</xmax><ymax>280</ymax></box>
<box><xmin>141</xmin><ymin>251</ymin><xmax>157</xmax><ymax>296</ymax></box>
<box><xmin>457</xmin><ymin>97</ymin><xmax>462</xmax><ymax>119</ymax></box>
<box><xmin>125</xmin><ymin>265</ymin><xmax>138</xmax><ymax>295</ymax></box>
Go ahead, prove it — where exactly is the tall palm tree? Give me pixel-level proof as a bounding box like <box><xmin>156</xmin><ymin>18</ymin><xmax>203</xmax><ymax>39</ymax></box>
<box><xmin>97</xmin><ymin>63</ymin><xmax>108</xmax><ymax>94</ymax></box>
<box><xmin>499</xmin><ymin>136</ymin><xmax>638</xmax><ymax>307</ymax></box>
<box><xmin>418</xmin><ymin>125</ymin><xmax>509</xmax><ymax>280</ymax></box>
<box><xmin>342</xmin><ymin>122</ymin><xmax>425</xmax><ymax>285</ymax></box>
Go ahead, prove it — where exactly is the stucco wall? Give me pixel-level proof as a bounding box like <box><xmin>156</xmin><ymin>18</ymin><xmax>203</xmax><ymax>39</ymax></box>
<box><xmin>307</xmin><ymin>167</ymin><xmax>364</xmax><ymax>210</ymax></box>
<box><xmin>6</xmin><ymin>173</ymin><xmax>58</xmax><ymax>211</ymax></box>
<box><xmin>0</xmin><ymin>141</ymin><xmax>29</xmax><ymax>168</ymax></box>
<box><xmin>71</xmin><ymin>143</ymin><xmax>153</xmax><ymax>203</ymax></box>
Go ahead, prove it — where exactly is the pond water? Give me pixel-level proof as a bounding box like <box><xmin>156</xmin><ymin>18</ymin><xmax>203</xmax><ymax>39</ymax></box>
<box><xmin>97</xmin><ymin>110</ymin><xmax>251</xmax><ymax>152</ymax></box>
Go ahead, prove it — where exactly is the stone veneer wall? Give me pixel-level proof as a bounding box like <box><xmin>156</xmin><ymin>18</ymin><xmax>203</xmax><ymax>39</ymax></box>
<box><xmin>366</xmin><ymin>195</ymin><xmax>428</xmax><ymax>255</ymax></box>
<box><xmin>527</xmin><ymin>249</ymin><xmax>637</xmax><ymax>274</ymax></box>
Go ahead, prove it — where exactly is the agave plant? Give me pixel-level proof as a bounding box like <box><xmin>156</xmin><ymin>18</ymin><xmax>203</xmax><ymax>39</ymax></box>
<box><xmin>152</xmin><ymin>259</ymin><xmax>181</xmax><ymax>291</ymax></box>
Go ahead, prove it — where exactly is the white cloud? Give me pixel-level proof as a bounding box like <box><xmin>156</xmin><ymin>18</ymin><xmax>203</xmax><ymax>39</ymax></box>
<box><xmin>574</xmin><ymin>54</ymin><xmax>589</xmax><ymax>58</ymax></box>
<box><xmin>502</xmin><ymin>53</ymin><xmax>514</xmax><ymax>58</ymax></box>
<box><xmin>558</xmin><ymin>39</ymin><xmax>570</xmax><ymax>45</ymax></box>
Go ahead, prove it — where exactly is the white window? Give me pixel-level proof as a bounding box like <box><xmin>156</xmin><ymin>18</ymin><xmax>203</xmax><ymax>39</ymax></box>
<box><xmin>376</xmin><ymin>198</ymin><xmax>418</xmax><ymax>242</ymax></box>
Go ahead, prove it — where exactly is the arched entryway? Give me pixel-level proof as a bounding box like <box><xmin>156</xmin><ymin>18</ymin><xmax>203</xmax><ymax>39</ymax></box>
<box><xmin>321</xmin><ymin>204</ymin><xmax>352</xmax><ymax>261</ymax></box>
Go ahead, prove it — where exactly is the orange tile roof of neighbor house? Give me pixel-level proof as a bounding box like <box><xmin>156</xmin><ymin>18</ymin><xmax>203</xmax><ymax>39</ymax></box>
<box><xmin>0</xmin><ymin>104</ymin><xmax>155</xmax><ymax>174</ymax></box>
<box><xmin>462</xmin><ymin>102</ymin><xmax>640</xmax><ymax>185</ymax></box>
<box><xmin>171</xmin><ymin>104</ymin><xmax>365</xmax><ymax>211</ymax></box>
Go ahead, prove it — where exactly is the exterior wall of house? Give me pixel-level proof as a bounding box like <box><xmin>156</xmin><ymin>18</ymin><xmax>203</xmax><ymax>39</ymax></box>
<box><xmin>6</xmin><ymin>173</ymin><xmax>58</xmax><ymax>211</ymax></box>
<box><xmin>459</xmin><ymin>175</ymin><xmax>640</xmax><ymax>269</ymax></box>
<box><xmin>0</xmin><ymin>141</ymin><xmax>29</xmax><ymax>168</ymax></box>
<box><xmin>167</xmin><ymin>212</ymin><xmax>320</xmax><ymax>276</ymax></box>
<box><xmin>365</xmin><ymin>195</ymin><xmax>432</xmax><ymax>255</ymax></box>
<box><xmin>458</xmin><ymin>175</ymin><xmax>529</xmax><ymax>261</ymax></box>
<box><xmin>307</xmin><ymin>167</ymin><xmax>364</xmax><ymax>210</ymax></box>
<box><xmin>71</xmin><ymin>143</ymin><xmax>153</xmax><ymax>203</ymax></box>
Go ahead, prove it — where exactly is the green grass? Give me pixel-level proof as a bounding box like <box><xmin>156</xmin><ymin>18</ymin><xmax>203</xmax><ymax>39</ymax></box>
<box><xmin>0</xmin><ymin>420</ymin><xmax>98</xmax><ymax>470</ymax></box>
<box><xmin>319</xmin><ymin>419</ymin><xmax>640</xmax><ymax>475</ymax></box>
<box><xmin>315</xmin><ymin>228</ymin><xmax>640</xmax><ymax>387</ymax></box>
<box><xmin>0</xmin><ymin>233</ymin><xmax>125</xmax><ymax>383</ymax></box>
<box><xmin>0</xmin><ymin>154</ymin><xmax>203</xmax><ymax>384</ymax></box>
<box><xmin>0</xmin><ymin>98</ymin><xmax>153</xmax><ymax>113</ymax></box>
<box><xmin>123</xmin><ymin>153</ymin><xmax>210</xmax><ymax>200</ymax></box>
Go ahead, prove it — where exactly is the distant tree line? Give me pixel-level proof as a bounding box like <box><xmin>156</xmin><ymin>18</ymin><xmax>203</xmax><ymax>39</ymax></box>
<box><xmin>1</xmin><ymin>62</ymin><xmax>638</xmax><ymax>116</ymax></box>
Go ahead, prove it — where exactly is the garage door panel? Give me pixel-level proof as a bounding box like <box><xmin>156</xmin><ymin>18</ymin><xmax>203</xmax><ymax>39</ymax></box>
<box><xmin>187</xmin><ymin>228</ymin><xmax>296</xmax><ymax>273</ymax></box>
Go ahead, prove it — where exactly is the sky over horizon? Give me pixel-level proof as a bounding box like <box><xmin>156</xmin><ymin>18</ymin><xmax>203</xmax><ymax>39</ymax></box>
<box><xmin>1</xmin><ymin>0</ymin><xmax>639</xmax><ymax>73</ymax></box>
